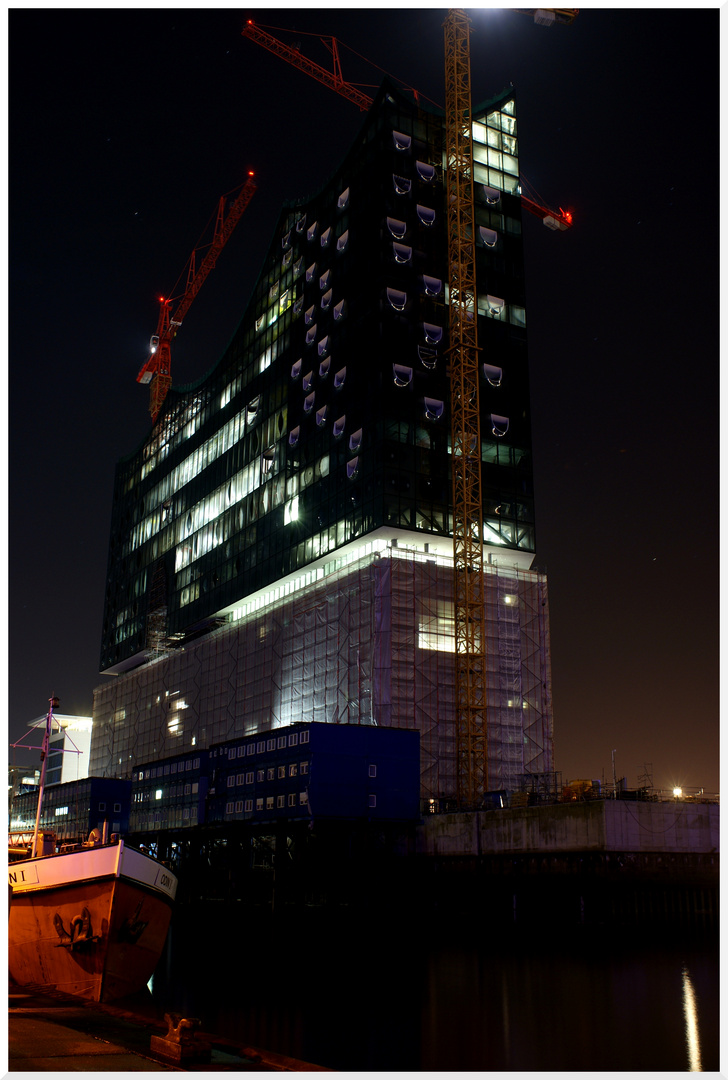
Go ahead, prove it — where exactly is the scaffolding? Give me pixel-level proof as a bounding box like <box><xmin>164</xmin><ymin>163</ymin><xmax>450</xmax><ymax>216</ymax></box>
<box><xmin>91</xmin><ymin>545</ymin><xmax>554</xmax><ymax>801</ymax></box>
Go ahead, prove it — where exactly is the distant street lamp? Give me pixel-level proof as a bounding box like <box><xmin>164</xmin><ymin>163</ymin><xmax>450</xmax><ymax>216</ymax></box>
<box><xmin>673</xmin><ymin>787</ymin><xmax>682</xmax><ymax>799</ymax></box>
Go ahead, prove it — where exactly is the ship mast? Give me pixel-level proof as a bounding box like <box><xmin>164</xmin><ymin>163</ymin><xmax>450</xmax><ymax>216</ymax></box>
<box><xmin>29</xmin><ymin>696</ymin><xmax>60</xmax><ymax>857</ymax></box>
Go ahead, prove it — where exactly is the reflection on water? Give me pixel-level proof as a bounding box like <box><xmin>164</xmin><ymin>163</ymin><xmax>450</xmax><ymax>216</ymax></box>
<box><xmin>149</xmin><ymin>907</ymin><xmax>718</xmax><ymax>1072</ymax></box>
<box><xmin>682</xmin><ymin>966</ymin><xmax>702</xmax><ymax>1072</ymax></box>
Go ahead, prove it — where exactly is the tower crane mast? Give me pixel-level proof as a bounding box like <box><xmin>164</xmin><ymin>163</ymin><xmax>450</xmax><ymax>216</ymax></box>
<box><xmin>137</xmin><ymin>172</ymin><xmax>257</xmax><ymax>422</ymax></box>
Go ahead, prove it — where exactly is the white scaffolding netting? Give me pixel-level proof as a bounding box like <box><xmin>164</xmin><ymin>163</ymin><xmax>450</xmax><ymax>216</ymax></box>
<box><xmin>91</xmin><ymin>549</ymin><xmax>553</xmax><ymax>799</ymax></box>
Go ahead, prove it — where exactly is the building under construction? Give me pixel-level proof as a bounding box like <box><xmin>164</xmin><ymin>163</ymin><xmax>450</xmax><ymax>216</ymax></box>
<box><xmin>92</xmin><ymin>43</ymin><xmax>556</xmax><ymax>802</ymax></box>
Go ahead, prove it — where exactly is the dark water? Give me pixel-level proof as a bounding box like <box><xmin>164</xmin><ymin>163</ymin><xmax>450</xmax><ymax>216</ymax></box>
<box><xmin>148</xmin><ymin>904</ymin><xmax>719</xmax><ymax>1072</ymax></box>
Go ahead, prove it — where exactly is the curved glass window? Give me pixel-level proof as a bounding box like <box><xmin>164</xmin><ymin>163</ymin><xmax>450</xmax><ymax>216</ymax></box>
<box><xmin>483</xmin><ymin>363</ymin><xmax>503</xmax><ymax>386</ymax></box>
<box><xmin>282</xmin><ymin>230</ymin><xmax>292</xmax><ymax>250</ymax></box>
<box><xmin>393</xmin><ymin>242</ymin><xmax>412</xmax><ymax>264</ymax></box>
<box><xmin>316</xmin><ymin>405</ymin><xmax>328</xmax><ymax>428</ymax></box>
<box><xmin>321</xmin><ymin>288</ymin><xmax>332</xmax><ymax>310</ymax></box>
<box><xmin>486</xmin><ymin>295</ymin><xmax>505</xmax><ymax>316</ymax></box>
<box><xmin>293</xmin><ymin>256</ymin><xmax>304</xmax><ymax>277</ymax></box>
<box><xmin>337</xmin><ymin>187</ymin><xmax>350</xmax><ymax>209</ymax></box>
<box><xmin>424</xmin><ymin>323</ymin><xmax>443</xmax><ymax>345</ymax></box>
<box><xmin>393</xmin><ymin>364</ymin><xmax>413</xmax><ymax>387</ymax></box>
<box><xmin>282</xmin><ymin>248</ymin><xmax>293</xmax><ymax>269</ymax></box>
<box><xmin>291</xmin><ymin>359</ymin><xmax>302</xmax><ymax>380</ymax></box>
<box><xmin>306</xmin><ymin>262</ymin><xmax>318</xmax><ymax>283</ymax></box>
<box><xmin>418</xmin><ymin>346</ymin><xmax>438</xmax><ymax>370</ymax></box>
<box><xmin>423</xmin><ymin>275</ymin><xmax>442</xmax><ymax>296</ymax></box>
<box><xmin>336</xmin><ymin>230</ymin><xmax>349</xmax><ymax>252</ymax></box>
<box><xmin>320</xmin><ymin>269</ymin><xmax>331</xmax><ymax>291</ymax></box>
<box><xmin>479</xmin><ymin>226</ymin><xmax>498</xmax><ymax>248</ymax></box>
<box><xmin>334</xmin><ymin>367</ymin><xmax>347</xmax><ymax>389</ymax></box>
<box><xmin>307</xmin><ymin>221</ymin><xmax>318</xmax><ymax>242</ymax></box>
<box><xmin>295</xmin><ymin>214</ymin><xmax>307</xmax><ymax>233</ymax></box>
<box><xmin>269</xmin><ymin>281</ymin><xmax>279</xmax><ymax>302</ymax></box>
<box><xmin>387</xmin><ymin>287</ymin><xmax>407</xmax><ymax>311</ymax></box>
<box><xmin>417</xmin><ymin>205</ymin><xmax>436</xmax><ymax>227</ymax></box>
<box><xmin>321</xmin><ymin>226</ymin><xmax>332</xmax><ymax>248</ymax></box>
<box><xmin>304</xmin><ymin>391</ymin><xmax>316</xmax><ymax>413</ymax></box>
<box><xmin>387</xmin><ymin>217</ymin><xmax>407</xmax><ymax>238</ymax></box>
<box><xmin>393</xmin><ymin>174</ymin><xmax>411</xmax><ymax>195</ymax></box>
<box><xmin>305</xmin><ymin>325</ymin><xmax>317</xmax><ymax>345</ymax></box>
<box><xmin>333</xmin><ymin>299</ymin><xmax>346</xmax><ymax>322</ymax></box>
<box><xmin>317</xmin><ymin>335</ymin><xmax>329</xmax><ymax>357</ymax></box>
<box><xmin>302</xmin><ymin>370</ymin><xmax>313</xmax><ymax>391</ymax></box>
<box><xmin>333</xmin><ymin>415</ymin><xmax>346</xmax><ymax>439</ymax></box>
<box><xmin>424</xmin><ymin>397</ymin><xmax>444</xmax><ymax>420</ymax></box>
<box><xmin>288</xmin><ymin>425</ymin><xmax>300</xmax><ymax>447</ymax></box>
<box><xmin>483</xmin><ymin>185</ymin><xmax>501</xmax><ymax>204</ymax></box>
<box><xmin>491</xmin><ymin>413</ymin><xmax>509</xmax><ymax>436</ymax></box>
<box><xmin>349</xmin><ymin>428</ymin><xmax>362</xmax><ymax>452</ymax></box>
<box><xmin>305</xmin><ymin>304</ymin><xmax>316</xmax><ymax>326</ymax></box>
<box><xmin>347</xmin><ymin>456</ymin><xmax>360</xmax><ymax>479</ymax></box>
<box><xmin>393</xmin><ymin>130</ymin><xmax>411</xmax><ymax>150</ymax></box>
<box><xmin>293</xmin><ymin>296</ymin><xmax>303</xmax><ymax>315</ymax></box>
<box><xmin>319</xmin><ymin>357</ymin><xmax>331</xmax><ymax>378</ymax></box>
<box><xmin>416</xmin><ymin>160</ymin><xmax>436</xmax><ymax>182</ymax></box>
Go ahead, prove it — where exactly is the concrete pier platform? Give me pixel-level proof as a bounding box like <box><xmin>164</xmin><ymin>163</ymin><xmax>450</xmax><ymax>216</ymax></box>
<box><xmin>8</xmin><ymin>982</ymin><xmax>329</xmax><ymax>1071</ymax></box>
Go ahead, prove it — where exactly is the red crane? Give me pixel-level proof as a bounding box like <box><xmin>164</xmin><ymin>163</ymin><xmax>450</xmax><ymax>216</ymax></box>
<box><xmin>137</xmin><ymin>172</ymin><xmax>258</xmax><ymax>422</ymax></box>
<box><xmin>241</xmin><ymin>21</ymin><xmax>572</xmax><ymax>231</ymax></box>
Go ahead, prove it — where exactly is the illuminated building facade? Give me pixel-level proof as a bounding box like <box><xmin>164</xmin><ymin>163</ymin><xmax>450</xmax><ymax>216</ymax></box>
<box><xmin>92</xmin><ymin>82</ymin><xmax>553</xmax><ymax>797</ymax></box>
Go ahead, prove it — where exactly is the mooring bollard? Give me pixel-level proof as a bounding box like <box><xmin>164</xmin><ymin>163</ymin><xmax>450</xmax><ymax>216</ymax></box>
<box><xmin>150</xmin><ymin>1012</ymin><xmax>211</xmax><ymax>1064</ymax></box>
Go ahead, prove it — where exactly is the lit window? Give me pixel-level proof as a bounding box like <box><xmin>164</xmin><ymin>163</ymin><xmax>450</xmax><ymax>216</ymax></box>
<box><xmin>255</xmin><ymin>313</ymin><xmax>264</xmax><ymax>331</ymax></box>
<box><xmin>306</xmin><ymin>262</ymin><xmax>318</xmax><ymax>283</ymax></box>
<box><xmin>337</xmin><ymin>187</ymin><xmax>350</xmax><ymax>209</ymax></box>
<box><xmin>319</xmin><ymin>269</ymin><xmax>331</xmax><ymax>291</ymax></box>
<box><xmin>284</xmin><ymin>496</ymin><xmax>299</xmax><ymax>524</ymax></box>
<box><xmin>333</xmin><ymin>299</ymin><xmax>346</xmax><ymax>321</ymax></box>
<box><xmin>424</xmin><ymin>323</ymin><xmax>443</xmax><ymax>344</ymax></box>
<box><xmin>266</xmin><ymin>796</ymin><xmax>274</xmax><ymax>809</ymax></box>
<box><xmin>155</xmin><ymin>789</ymin><xmax>163</xmax><ymax>800</ymax></box>
<box><xmin>321</xmin><ymin>288</ymin><xmax>332</xmax><ymax>310</ymax></box>
<box><xmin>336</xmin><ymin>230</ymin><xmax>349</xmax><ymax>252</ymax></box>
<box><xmin>321</xmin><ymin>226</ymin><xmax>332</xmax><ymax>248</ymax></box>
<box><xmin>334</xmin><ymin>366</ymin><xmax>347</xmax><ymax>389</ymax></box>
<box><xmin>387</xmin><ymin>287</ymin><xmax>407</xmax><ymax>311</ymax></box>
<box><xmin>393</xmin><ymin>174</ymin><xmax>411</xmax><ymax>195</ymax></box>
<box><xmin>247</xmin><ymin>395</ymin><xmax>260</xmax><ymax>419</ymax></box>
<box><xmin>291</xmin><ymin>359</ymin><xmax>302</xmax><ymax>380</ymax></box>
<box><xmin>347</xmin><ymin>456</ymin><xmax>360</xmax><ymax>479</ymax></box>
<box><xmin>393</xmin><ymin>130</ymin><xmax>411</xmax><ymax>150</ymax></box>
<box><xmin>393</xmin><ymin>364</ymin><xmax>413</xmax><ymax>387</ymax></box>
<box><xmin>333</xmin><ymin>415</ymin><xmax>346</xmax><ymax>439</ymax></box>
<box><xmin>417</xmin><ymin>204</ymin><xmax>436</xmax><ymax>227</ymax></box>
<box><xmin>307</xmin><ymin>221</ymin><xmax>318</xmax><ymax>241</ymax></box>
<box><xmin>491</xmin><ymin>414</ymin><xmax>509</xmax><ymax>436</ymax></box>
<box><xmin>305</xmin><ymin>325</ymin><xmax>317</xmax><ymax>345</ymax></box>
<box><xmin>282</xmin><ymin>230</ymin><xmax>291</xmax><ymax>250</ymax></box>
<box><xmin>418</xmin><ymin>346</ymin><xmax>437</xmax><ymax>370</ymax></box>
<box><xmin>296</xmin><ymin>214</ymin><xmax>307</xmax><ymax>233</ymax></box>
<box><xmin>256</xmin><ymin>797</ymin><xmax>263</xmax><ymax>810</ymax></box>
<box><xmin>483</xmin><ymin>364</ymin><xmax>503</xmax><ymax>386</ymax></box>
<box><xmin>416</xmin><ymin>160</ymin><xmax>436</xmax><ymax>182</ymax></box>
<box><xmin>305</xmin><ymin>304</ymin><xmax>316</xmax><ymax>325</ymax></box>
<box><xmin>293</xmin><ymin>296</ymin><xmax>303</xmax><ymax>314</ymax></box>
<box><xmin>479</xmin><ymin>226</ymin><xmax>498</xmax><ymax>247</ymax></box>
<box><xmin>348</xmin><ymin>428</ymin><xmax>362</xmax><ymax>452</ymax></box>
<box><xmin>316</xmin><ymin>405</ymin><xmax>328</xmax><ymax>427</ymax></box>
<box><xmin>304</xmin><ymin>392</ymin><xmax>316</xmax><ymax>413</ymax></box>
<box><xmin>319</xmin><ymin>357</ymin><xmax>331</xmax><ymax>378</ymax></box>
<box><xmin>425</xmin><ymin>397</ymin><xmax>444</xmax><ymax>420</ymax></box>
<box><xmin>245</xmin><ymin>799</ymin><xmax>253</xmax><ymax>812</ymax></box>
<box><xmin>300</xmin><ymin>732</ymin><xmax>309</xmax><ymax>744</ymax></box>
<box><xmin>393</xmin><ymin>242</ymin><xmax>412</xmax><ymax>264</ymax></box>
<box><xmin>288</xmin><ymin>793</ymin><xmax>297</xmax><ymax>806</ymax></box>
<box><xmin>282</xmin><ymin>249</ymin><xmax>292</xmax><ymax>269</ymax></box>
<box><xmin>269</xmin><ymin>281</ymin><xmax>279</xmax><ymax>303</ymax></box>
<box><xmin>486</xmin><ymin>295</ymin><xmax>505</xmax><ymax>317</ymax></box>
<box><xmin>278</xmin><ymin>765</ymin><xmax>286</xmax><ymax>778</ymax></box>
<box><xmin>387</xmin><ymin>217</ymin><xmax>407</xmax><ymax>239</ymax></box>
<box><xmin>317</xmin><ymin>335</ymin><xmax>329</xmax><ymax>357</ymax></box>
<box><xmin>300</xmin><ymin>791</ymin><xmax>308</xmax><ymax>804</ymax></box>
<box><xmin>302</xmin><ymin>370</ymin><xmax>313</xmax><ymax>391</ymax></box>
<box><xmin>293</xmin><ymin>256</ymin><xmax>304</xmax><ymax>277</ymax></box>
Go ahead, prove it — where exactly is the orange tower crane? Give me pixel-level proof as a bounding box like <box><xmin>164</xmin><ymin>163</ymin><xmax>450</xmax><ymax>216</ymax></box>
<box><xmin>137</xmin><ymin>172</ymin><xmax>257</xmax><ymax>422</ymax></box>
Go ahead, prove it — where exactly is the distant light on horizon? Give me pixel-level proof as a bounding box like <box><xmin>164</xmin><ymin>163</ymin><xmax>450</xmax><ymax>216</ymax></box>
<box><xmin>673</xmin><ymin>787</ymin><xmax>682</xmax><ymax>798</ymax></box>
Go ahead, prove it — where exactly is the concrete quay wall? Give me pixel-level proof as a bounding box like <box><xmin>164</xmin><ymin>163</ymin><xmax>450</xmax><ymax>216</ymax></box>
<box><xmin>417</xmin><ymin>801</ymin><xmax>719</xmax><ymax>858</ymax></box>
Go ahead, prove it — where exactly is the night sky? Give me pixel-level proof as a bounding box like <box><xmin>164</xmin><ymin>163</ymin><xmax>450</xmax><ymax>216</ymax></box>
<box><xmin>8</xmin><ymin>7</ymin><xmax>720</xmax><ymax>794</ymax></box>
